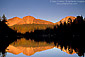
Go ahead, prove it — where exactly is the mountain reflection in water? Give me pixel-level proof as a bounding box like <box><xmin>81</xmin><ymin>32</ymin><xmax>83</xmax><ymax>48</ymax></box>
<box><xmin>0</xmin><ymin>38</ymin><xmax>84</xmax><ymax>57</ymax></box>
<box><xmin>6</xmin><ymin>38</ymin><xmax>54</xmax><ymax>56</ymax></box>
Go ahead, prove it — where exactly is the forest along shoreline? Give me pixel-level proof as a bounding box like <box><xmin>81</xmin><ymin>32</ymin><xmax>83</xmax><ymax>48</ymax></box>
<box><xmin>0</xmin><ymin>15</ymin><xmax>85</xmax><ymax>57</ymax></box>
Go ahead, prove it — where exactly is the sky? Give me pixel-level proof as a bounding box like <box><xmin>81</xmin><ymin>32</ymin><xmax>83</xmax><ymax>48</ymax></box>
<box><xmin>0</xmin><ymin>0</ymin><xmax>85</xmax><ymax>23</ymax></box>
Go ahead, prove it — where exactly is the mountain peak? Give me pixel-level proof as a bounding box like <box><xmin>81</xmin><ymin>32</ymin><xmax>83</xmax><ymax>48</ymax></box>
<box><xmin>6</xmin><ymin>17</ymin><xmax>22</xmax><ymax>26</ymax></box>
<box><xmin>6</xmin><ymin>16</ymin><xmax>54</xmax><ymax>26</ymax></box>
<box><xmin>23</xmin><ymin>16</ymin><xmax>35</xmax><ymax>19</ymax></box>
<box><xmin>23</xmin><ymin>16</ymin><xmax>36</xmax><ymax>24</ymax></box>
<box><xmin>6</xmin><ymin>16</ymin><xmax>76</xmax><ymax>26</ymax></box>
<box><xmin>7</xmin><ymin>17</ymin><xmax>21</xmax><ymax>21</ymax></box>
<box><xmin>13</xmin><ymin>17</ymin><xmax>21</xmax><ymax>19</ymax></box>
<box><xmin>61</xmin><ymin>16</ymin><xmax>76</xmax><ymax>21</ymax></box>
<box><xmin>56</xmin><ymin>16</ymin><xmax>76</xmax><ymax>25</ymax></box>
<box><xmin>65</xmin><ymin>16</ymin><xmax>75</xmax><ymax>18</ymax></box>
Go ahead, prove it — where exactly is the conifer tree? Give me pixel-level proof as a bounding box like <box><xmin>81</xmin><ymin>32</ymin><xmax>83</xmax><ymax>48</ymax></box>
<box><xmin>0</xmin><ymin>16</ymin><xmax>2</xmax><ymax>21</ymax></box>
<box><xmin>2</xmin><ymin>14</ymin><xmax>7</xmax><ymax>23</ymax></box>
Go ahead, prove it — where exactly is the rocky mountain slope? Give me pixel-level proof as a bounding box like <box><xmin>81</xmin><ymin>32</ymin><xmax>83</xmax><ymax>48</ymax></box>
<box><xmin>6</xmin><ymin>16</ymin><xmax>54</xmax><ymax>26</ymax></box>
<box><xmin>6</xmin><ymin>16</ymin><xmax>76</xmax><ymax>26</ymax></box>
<box><xmin>55</xmin><ymin>16</ymin><xmax>76</xmax><ymax>25</ymax></box>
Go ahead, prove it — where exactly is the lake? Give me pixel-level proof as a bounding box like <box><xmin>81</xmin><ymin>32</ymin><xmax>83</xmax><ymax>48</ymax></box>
<box><xmin>0</xmin><ymin>38</ymin><xmax>84</xmax><ymax>57</ymax></box>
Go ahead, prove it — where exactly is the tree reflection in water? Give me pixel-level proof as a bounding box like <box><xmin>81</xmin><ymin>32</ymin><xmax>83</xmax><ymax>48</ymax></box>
<box><xmin>0</xmin><ymin>37</ymin><xmax>85</xmax><ymax>57</ymax></box>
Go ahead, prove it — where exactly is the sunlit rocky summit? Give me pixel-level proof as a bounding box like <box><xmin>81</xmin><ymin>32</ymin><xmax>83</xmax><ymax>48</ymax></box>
<box><xmin>56</xmin><ymin>16</ymin><xmax>76</xmax><ymax>25</ymax></box>
<box><xmin>6</xmin><ymin>16</ymin><xmax>76</xmax><ymax>26</ymax></box>
<box><xmin>6</xmin><ymin>16</ymin><xmax>54</xmax><ymax>26</ymax></box>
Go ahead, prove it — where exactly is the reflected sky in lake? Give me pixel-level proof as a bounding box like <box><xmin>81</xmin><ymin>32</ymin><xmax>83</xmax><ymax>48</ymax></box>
<box><xmin>7</xmin><ymin>47</ymin><xmax>79</xmax><ymax>57</ymax></box>
<box><xmin>0</xmin><ymin>37</ymin><xmax>84</xmax><ymax>57</ymax></box>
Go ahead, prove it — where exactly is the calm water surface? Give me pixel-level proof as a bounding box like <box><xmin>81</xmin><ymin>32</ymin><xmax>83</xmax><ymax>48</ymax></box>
<box><xmin>0</xmin><ymin>38</ymin><xmax>84</xmax><ymax>57</ymax></box>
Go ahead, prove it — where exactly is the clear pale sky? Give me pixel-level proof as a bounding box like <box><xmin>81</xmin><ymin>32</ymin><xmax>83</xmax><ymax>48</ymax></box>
<box><xmin>0</xmin><ymin>0</ymin><xmax>85</xmax><ymax>23</ymax></box>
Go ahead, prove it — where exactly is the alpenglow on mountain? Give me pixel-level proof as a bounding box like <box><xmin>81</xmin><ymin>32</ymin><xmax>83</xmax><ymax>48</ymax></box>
<box><xmin>6</xmin><ymin>16</ymin><xmax>76</xmax><ymax>26</ymax></box>
<box><xmin>6</xmin><ymin>16</ymin><xmax>54</xmax><ymax>26</ymax></box>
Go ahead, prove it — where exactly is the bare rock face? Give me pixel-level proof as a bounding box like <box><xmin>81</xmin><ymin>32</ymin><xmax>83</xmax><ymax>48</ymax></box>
<box><xmin>6</xmin><ymin>16</ymin><xmax>54</xmax><ymax>26</ymax></box>
<box><xmin>6</xmin><ymin>16</ymin><xmax>76</xmax><ymax>26</ymax></box>
<box><xmin>34</xmin><ymin>19</ymin><xmax>54</xmax><ymax>24</ymax></box>
<box><xmin>6</xmin><ymin>17</ymin><xmax>22</xmax><ymax>26</ymax></box>
<box><xmin>55</xmin><ymin>16</ymin><xmax>76</xmax><ymax>25</ymax></box>
<box><xmin>23</xmin><ymin>16</ymin><xmax>35</xmax><ymax>24</ymax></box>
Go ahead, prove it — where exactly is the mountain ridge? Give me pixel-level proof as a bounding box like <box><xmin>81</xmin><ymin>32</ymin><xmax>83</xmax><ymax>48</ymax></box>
<box><xmin>6</xmin><ymin>16</ymin><xmax>54</xmax><ymax>26</ymax></box>
<box><xmin>6</xmin><ymin>16</ymin><xmax>76</xmax><ymax>26</ymax></box>
<box><xmin>56</xmin><ymin>16</ymin><xmax>76</xmax><ymax>25</ymax></box>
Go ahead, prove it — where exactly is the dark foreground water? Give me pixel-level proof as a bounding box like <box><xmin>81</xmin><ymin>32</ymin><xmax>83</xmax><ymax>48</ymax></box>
<box><xmin>0</xmin><ymin>38</ymin><xmax>85</xmax><ymax>57</ymax></box>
